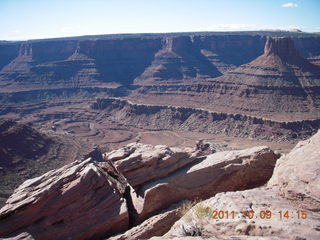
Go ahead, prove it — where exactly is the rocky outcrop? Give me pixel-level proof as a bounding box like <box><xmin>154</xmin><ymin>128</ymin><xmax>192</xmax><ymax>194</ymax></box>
<box><xmin>162</xmin><ymin>188</ymin><xmax>320</xmax><ymax>239</ymax></box>
<box><xmin>130</xmin><ymin>146</ymin><xmax>279</xmax><ymax>221</ymax></box>
<box><xmin>134</xmin><ymin>36</ymin><xmax>222</xmax><ymax>84</ymax></box>
<box><xmin>224</xmin><ymin>36</ymin><xmax>320</xmax><ymax>87</ymax></box>
<box><xmin>0</xmin><ymin>140</ymin><xmax>280</xmax><ymax>240</ymax></box>
<box><xmin>0</xmin><ymin>158</ymin><xmax>129</xmax><ymax>240</ymax></box>
<box><xmin>109</xmin><ymin>203</ymin><xmax>181</xmax><ymax>240</ymax></box>
<box><xmin>92</xmin><ymin>97</ymin><xmax>320</xmax><ymax>142</ymax></box>
<box><xmin>268</xmin><ymin>129</ymin><xmax>320</xmax><ymax>210</ymax></box>
<box><xmin>160</xmin><ymin>130</ymin><xmax>320</xmax><ymax>240</ymax></box>
<box><xmin>206</xmin><ymin>37</ymin><xmax>320</xmax><ymax>116</ymax></box>
<box><xmin>105</xmin><ymin>143</ymin><xmax>200</xmax><ymax>187</ymax></box>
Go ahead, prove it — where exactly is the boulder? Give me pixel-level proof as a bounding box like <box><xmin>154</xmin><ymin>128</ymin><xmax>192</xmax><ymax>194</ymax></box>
<box><xmin>268</xmin><ymin>130</ymin><xmax>320</xmax><ymax>210</ymax></box>
<box><xmin>131</xmin><ymin>146</ymin><xmax>279</xmax><ymax>221</ymax></box>
<box><xmin>105</xmin><ymin>143</ymin><xmax>200</xmax><ymax>187</ymax></box>
<box><xmin>0</xmin><ymin>158</ymin><xmax>129</xmax><ymax>240</ymax></box>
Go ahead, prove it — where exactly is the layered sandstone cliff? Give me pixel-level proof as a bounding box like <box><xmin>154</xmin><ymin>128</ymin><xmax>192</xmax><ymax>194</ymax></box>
<box><xmin>128</xmin><ymin>36</ymin><xmax>320</xmax><ymax>121</ymax></box>
<box><xmin>1</xmin><ymin>33</ymin><xmax>319</xmax><ymax>90</ymax></box>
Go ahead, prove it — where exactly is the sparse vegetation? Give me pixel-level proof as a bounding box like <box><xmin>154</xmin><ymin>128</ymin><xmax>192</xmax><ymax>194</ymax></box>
<box><xmin>179</xmin><ymin>198</ymin><xmax>212</xmax><ymax>237</ymax></box>
<box><xmin>179</xmin><ymin>198</ymin><xmax>202</xmax><ymax>217</ymax></box>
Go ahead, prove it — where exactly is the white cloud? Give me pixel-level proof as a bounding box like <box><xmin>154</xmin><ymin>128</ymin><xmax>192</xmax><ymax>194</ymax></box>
<box><xmin>205</xmin><ymin>24</ymin><xmax>303</xmax><ymax>32</ymax></box>
<box><xmin>206</xmin><ymin>24</ymin><xmax>258</xmax><ymax>31</ymax></box>
<box><xmin>281</xmin><ymin>3</ymin><xmax>298</xmax><ymax>8</ymax></box>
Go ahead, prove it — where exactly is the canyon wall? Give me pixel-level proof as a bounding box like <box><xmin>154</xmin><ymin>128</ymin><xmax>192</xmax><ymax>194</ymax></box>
<box><xmin>92</xmin><ymin>98</ymin><xmax>320</xmax><ymax>142</ymax></box>
<box><xmin>1</xmin><ymin>33</ymin><xmax>320</xmax><ymax>88</ymax></box>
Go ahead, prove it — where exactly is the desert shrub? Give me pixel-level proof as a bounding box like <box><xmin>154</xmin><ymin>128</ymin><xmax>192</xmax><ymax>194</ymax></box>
<box><xmin>179</xmin><ymin>198</ymin><xmax>203</xmax><ymax>217</ymax></box>
<box><xmin>179</xmin><ymin>198</ymin><xmax>212</xmax><ymax>237</ymax></box>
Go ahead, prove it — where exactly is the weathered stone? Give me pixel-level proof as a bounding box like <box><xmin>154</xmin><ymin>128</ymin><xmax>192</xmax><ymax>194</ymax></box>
<box><xmin>164</xmin><ymin>188</ymin><xmax>320</xmax><ymax>240</ymax></box>
<box><xmin>0</xmin><ymin>158</ymin><xmax>129</xmax><ymax>240</ymax></box>
<box><xmin>1</xmin><ymin>232</ymin><xmax>35</xmax><ymax>240</ymax></box>
<box><xmin>268</xmin><ymin>130</ymin><xmax>320</xmax><ymax>210</ymax></box>
<box><xmin>131</xmin><ymin>146</ymin><xmax>279</xmax><ymax>221</ymax></box>
<box><xmin>105</xmin><ymin>143</ymin><xmax>200</xmax><ymax>187</ymax></box>
<box><xmin>109</xmin><ymin>203</ymin><xmax>181</xmax><ymax>240</ymax></box>
<box><xmin>150</xmin><ymin>236</ymin><xmax>280</xmax><ymax>240</ymax></box>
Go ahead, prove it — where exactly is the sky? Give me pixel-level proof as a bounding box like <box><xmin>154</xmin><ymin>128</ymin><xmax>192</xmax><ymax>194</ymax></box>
<box><xmin>0</xmin><ymin>0</ymin><xmax>319</xmax><ymax>40</ymax></box>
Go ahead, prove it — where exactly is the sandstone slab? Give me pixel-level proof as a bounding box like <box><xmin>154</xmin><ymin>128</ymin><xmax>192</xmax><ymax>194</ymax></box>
<box><xmin>0</xmin><ymin>158</ymin><xmax>129</xmax><ymax>240</ymax></box>
<box><xmin>164</xmin><ymin>188</ymin><xmax>320</xmax><ymax>239</ymax></box>
<box><xmin>109</xmin><ymin>203</ymin><xmax>181</xmax><ymax>240</ymax></box>
<box><xmin>268</xmin><ymin>130</ymin><xmax>320</xmax><ymax>210</ymax></box>
<box><xmin>105</xmin><ymin>142</ymin><xmax>199</xmax><ymax>187</ymax></box>
<box><xmin>131</xmin><ymin>146</ymin><xmax>279</xmax><ymax>221</ymax></box>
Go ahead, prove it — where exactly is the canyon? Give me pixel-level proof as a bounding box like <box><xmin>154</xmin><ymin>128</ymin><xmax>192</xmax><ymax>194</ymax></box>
<box><xmin>0</xmin><ymin>32</ymin><xmax>319</xmax><ymax>151</ymax></box>
<box><xmin>0</xmin><ymin>31</ymin><xmax>320</xmax><ymax>239</ymax></box>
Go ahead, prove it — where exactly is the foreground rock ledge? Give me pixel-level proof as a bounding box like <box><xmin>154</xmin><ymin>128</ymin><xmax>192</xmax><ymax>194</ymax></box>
<box><xmin>161</xmin><ymin>188</ymin><xmax>320</xmax><ymax>239</ymax></box>
<box><xmin>268</xmin><ymin>129</ymin><xmax>320</xmax><ymax>211</ymax></box>
<box><xmin>0</xmin><ymin>144</ymin><xmax>279</xmax><ymax>240</ymax></box>
<box><xmin>0</xmin><ymin>159</ymin><xmax>128</xmax><ymax>240</ymax></box>
<box><xmin>130</xmin><ymin>146</ymin><xmax>279</xmax><ymax>222</ymax></box>
<box><xmin>154</xmin><ymin>131</ymin><xmax>320</xmax><ymax>240</ymax></box>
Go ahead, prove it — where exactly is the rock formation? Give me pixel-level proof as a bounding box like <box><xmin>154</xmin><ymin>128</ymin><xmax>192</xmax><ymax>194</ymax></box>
<box><xmin>268</xmin><ymin>129</ymin><xmax>320</xmax><ymax>210</ymax></box>
<box><xmin>130</xmin><ymin>146</ymin><xmax>279</xmax><ymax>222</ymax></box>
<box><xmin>1</xmin><ymin>130</ymin><xmax>318</xmax><ymax>239</ymax></box>
<box><xmin>128</xmin><ymin>36</ymin><xmax>320</xmax><ymax>121</ymax></box>
<box><xmin>158</xmin><ymin>131</ymin><xmax>320</xmax><ymax>240</ymax></box>
<box><xmin>215</xmin><ymin>37</ymin><xmax>320</xmax><ymax>87</ymax></box>
<box><xmin>0</xmin><ymin>32</ymin><xmax>319</xmax><ymax>239</ymax></box>
<box><xmin>105</xmin><ymin>143</ymin><xmax>200</xmax><ymax>187</ymax></box>
<box><xmin>134</xmin><ymin>36</ymin><xmax>222</xmax><ymax>84</ymax></box>
<box><xmin>0</xmin><ymin>33</ymin><xmax>319</xmax><ymax>149</ymax></box>
<box><xmin>0</xmin><ymin>142</ymin><xmax>279</xmax><ymax>239</ymax></box>
<box><xmin>0</xmin><ymin>158</ymin><xmax>129</xmax><ymax>240</ymax></box>
<box><xmin>92</xmin><ymin>97</ymin><xmax>320</xmax><ymax>142</ymax></box>
<box><xmin>1</xmin><ymin>33</ymin><xmax>319</xmax><ymax>90</ymax></box>
<box><xmin>109</xmin><ymin>203</ymin><xmax>181</xmax><ymax>240</ymax></box>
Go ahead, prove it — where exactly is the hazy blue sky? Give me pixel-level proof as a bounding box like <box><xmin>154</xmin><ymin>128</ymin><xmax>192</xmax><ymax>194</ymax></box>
<box><xmin>0</xmin><ymin>0</ymin><xmax>319</xmax><ymax>40</ymax></box>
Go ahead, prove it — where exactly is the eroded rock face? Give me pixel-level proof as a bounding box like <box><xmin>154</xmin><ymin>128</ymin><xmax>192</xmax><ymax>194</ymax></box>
<box><xmin>109</xmin><ymin>203</ymin><xmax>181</xmax><ymax>240</ymax></box>
<box><xmin>105</xmin><ymin>142</ymin><xmax>200</xmax><ymax>187</ymax></box>
<box><xmin>92</xmin><ymin>97</ymin><xmax>320</xmax><ymax>142</ymax></box>
<box><xmin>131</xmin><ymin>146</ymin><xmax>279</xmax><ymax>221</ymax></box>
<box><xmin>127</xmin><ymin>36</ymin><xmax>320</xmax><ymax>122</ymax></box>
<box><xmin>0</xmin><ymin>158</ymin><xmax>129</xmax><ymax>240</ymax></box>
<box><xmin>159</xmin><ymin>131</ymin><xmax>320</xmax><ymax>240</ymax></box>
<box><xmin>264</xmin><ymin>37</ymin><xmax>299</xmax><ymax>58</ymax></box>
<box><xmin>268</xmin><ymin>130</ymin><xmax>320</xmax><ymax>210</ymax></box>
<box><xmin>163</xmin><ymin>188</ymin><xmax>320</xmax><ymax>240</ymax></box>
